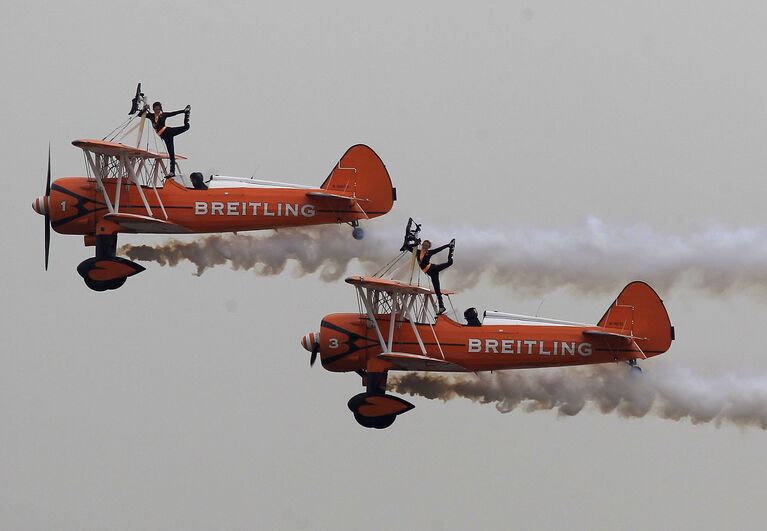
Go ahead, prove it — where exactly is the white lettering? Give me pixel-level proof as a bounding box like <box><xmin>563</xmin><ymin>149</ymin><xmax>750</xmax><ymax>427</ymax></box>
<box><xmin>285</xmin><ymin>204</ymin><xmax>299</xmax><ymax>216</ymax></box>
<box><xmin>263</xmin><ymin>203</ymin><xmax>275</xmax><ymax>216</ymax></box>
<box><xmin>211</xmin><ymin>202</ymin><xmax>224</xmax><ymax>215</ymax></box>
<box><xmin>194</xmin><ymin>202</ymin><xmax>208</xmax><ymax>215</ymax></box>
<box><xmin>227</xmin><ymin>202</ymin><xmax>239</xmax><ymax>215</ymax></box>
<box><xmin>465</xmin><ymin>337</ymin><xmax>593</xmax><ymax>357</ymax></box>
<box><xmin>301</xmin><ymin>204</ymin><xmax>316</xmax><ymax>217</ymax></box>
<box><xmin>524</xmin><ymin>340</ymin><xmax>536</xmax><ymax>355</ymax></box>
<box><xmin>250</xmin><ymin>202</ymin><xmax>261</xmax><ymax>215</ymax></box>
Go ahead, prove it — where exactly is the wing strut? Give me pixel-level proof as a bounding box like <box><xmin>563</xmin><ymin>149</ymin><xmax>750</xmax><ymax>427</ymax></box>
<box><xmin>358</xmin><ymin>286</ymin><xmax>387</xmax><ymax>352</ymax></box>
<box><xmin>356</xmin><ymin>284</ymin><xmax>439</xmax><ymax>359</ymax></box>
<box><xmin>83</xmin><ymin>150</ymin><xmax>115</xmax><ymax>213</ymax></box>
<box><xmin>122</xmin><ymin>155</ymin><xmax>153</xmax><ymax>217</ymax></box>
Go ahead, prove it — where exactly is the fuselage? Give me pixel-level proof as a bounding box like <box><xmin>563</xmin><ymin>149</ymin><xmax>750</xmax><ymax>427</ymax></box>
<box><xmin>47</xmin><ymin>177</ymin><xmax>372</xmax><ymax>236</ymax></box>
<box><xmin>318</xmin><ymin>313</ymin><xmax>665</xmax><ymax>373</ymax></box>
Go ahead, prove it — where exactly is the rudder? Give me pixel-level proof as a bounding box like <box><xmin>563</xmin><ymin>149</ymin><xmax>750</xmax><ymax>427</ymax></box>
<box><xmin>321</xmin><ymin>145</ymin><xmax>395</xmax><ymax>218</ymax></box>
<box><xmin>597</xmin><ymin>281</ymin><xmax>674</xmax><ymax>357</ymax></box>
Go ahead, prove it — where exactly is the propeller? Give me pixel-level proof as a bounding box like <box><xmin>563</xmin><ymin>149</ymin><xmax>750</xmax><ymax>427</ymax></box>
<box><xmin>301</xmin><ymin>332</ymin><xmax>321</xmax><ymax>367</ymax></box>
<box><xmin>44</xmin><ymin>144</ymin><xmax>51</xmax><ymax>270</ymax></box>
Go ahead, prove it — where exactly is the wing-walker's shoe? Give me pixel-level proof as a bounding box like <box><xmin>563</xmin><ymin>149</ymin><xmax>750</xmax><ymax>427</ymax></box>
<box><xmin>437</xmin><ymin>303</ymin><xmax>447</xmax><ymax>315</ymax></box>
<box><xmin>184</xmin><ymin>105</ymin><xmax>191</xmax><ymax>125</ymax></box>
<box><xmin>449</xmin><ymin>238</ymin><xmax>456</xmax><ymax>259</ymax></box>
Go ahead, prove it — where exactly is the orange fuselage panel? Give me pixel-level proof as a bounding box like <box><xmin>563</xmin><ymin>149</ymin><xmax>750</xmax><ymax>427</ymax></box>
<box><xmin>318</xmin><ymin>313</ymin><xmax>668</xmax><ymax>373</ymax></box>
<box><xmin>49</xmin><ymin>177</ymin><xmax>377</xmax><ymax>236</ymax></box>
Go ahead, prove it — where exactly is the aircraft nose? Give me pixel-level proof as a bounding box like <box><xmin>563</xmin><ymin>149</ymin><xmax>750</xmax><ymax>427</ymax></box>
<box><xmin>301</xmin><ymin>331</ymin><xmax>320</xmax><ymax>352</ymax></box>
<box><xmin>32</xmin><ymin>195</ymin><xmax>49</xmax><ymax>216</ymax></box>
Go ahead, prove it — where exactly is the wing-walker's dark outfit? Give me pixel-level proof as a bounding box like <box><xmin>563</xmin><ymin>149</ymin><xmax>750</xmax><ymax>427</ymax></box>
<box><xmin>417</xmin><ymin>241</ymin><xmax>455</xmax><ymax>314</ymax></box>
<box><xmin>142</xmin><ymin>108</ymin><xmax>190</xmax><ymax>175</ymax></box>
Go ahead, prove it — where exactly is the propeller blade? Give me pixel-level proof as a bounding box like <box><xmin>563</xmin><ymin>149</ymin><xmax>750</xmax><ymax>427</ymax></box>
<box><xmin>46</xmin><ymin>143</ymin><xmax>51</xmax><ymax>196</ymax></box>
<box><xmin>44</xmin><ymin>216</ymin><xmax>50</xmax><ymax>271</ymax></box>
<box><xmin>310</xmin><ymin>343</ymin><xmax>320</xmax><ymax>367</ymax></box>
<box><xmin>44</xmin><ymin>144</ymin><xmax>51</xmax><ymax>270</ymax></box>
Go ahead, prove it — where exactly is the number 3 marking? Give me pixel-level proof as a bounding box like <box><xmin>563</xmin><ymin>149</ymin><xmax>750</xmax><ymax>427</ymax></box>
<box><xmin>329</xmin><ymin>338</ymin><xmax>339</xmax><ymax>349</ymax></box>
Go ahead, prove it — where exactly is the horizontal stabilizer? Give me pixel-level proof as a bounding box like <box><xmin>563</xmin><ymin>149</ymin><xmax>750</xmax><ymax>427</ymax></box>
<box><xmin>379</xmin><ymin>352</ymin><xmax>466</xmax><ymax>372</ymax></box>
<box><xmin>306</xmin><ymin>191</ymin><xmax>369</xmax><ymax>202</ymax></box>
<box><xmin>103</xmin><ymin>213</ymin><xmax>191</xmax><ymax>234</ymax></box>
<box><xmin>583</xmin><ymin>330</ymin><xmax>647</xmax><ymax>341</ymax></box>
<box><xmin>583</xmin><ymin>330</ymin><xmax>647</xmax><ymax>360</ymax></box>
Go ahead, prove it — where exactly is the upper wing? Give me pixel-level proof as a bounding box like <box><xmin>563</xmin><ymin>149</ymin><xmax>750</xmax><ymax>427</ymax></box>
<box><xmin>346</xmin><ymin>275</ymin><xmax>454</xmax><ymax>296</ymax></box>
<box><xmin>103</xmin><ymin>213</ymin><xmax>191</xmax><ymax>234</ymax></box>
<box><xmin>72</xmin><ymin>139</ymin><xmax>186</xmax><ymax>160</ymax></box>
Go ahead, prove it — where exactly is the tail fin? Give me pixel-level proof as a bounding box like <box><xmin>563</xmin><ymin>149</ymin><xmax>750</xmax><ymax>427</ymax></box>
<box><xmin>597</xmin><ymin>281</ymin><xmax>674</xmax><ymax>357</ymax></box>
<box><xmin>321</xmin><ymin>145</ymin><xmax>395</xmax><ymax>219</ymax></box>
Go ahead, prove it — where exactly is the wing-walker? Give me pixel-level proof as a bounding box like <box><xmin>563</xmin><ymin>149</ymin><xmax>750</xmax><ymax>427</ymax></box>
<box><xmin>301</xmin><ymin>219</ymin><xmax>675</xmax><ymax>429</ymax></box>
<box><xmin>31</xmin><ymin>83</ymin><xmax>397</xmax><ymax>291</ymax></box>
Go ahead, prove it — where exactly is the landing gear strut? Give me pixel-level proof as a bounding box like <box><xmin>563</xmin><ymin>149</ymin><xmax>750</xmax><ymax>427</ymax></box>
<box><xmin>77</xmin><ymin>235</ymin><xmax>145</xmax><ymax>292</ymax></box>
<box><xmin>627</xmin><ymin>358</ymin><xmax>642</xmax><ymax>375</ymax></box>
<box><xmin>347</xmin><ymin>372</ymin><xmax>415</xmax><ymax>429</ymax></box>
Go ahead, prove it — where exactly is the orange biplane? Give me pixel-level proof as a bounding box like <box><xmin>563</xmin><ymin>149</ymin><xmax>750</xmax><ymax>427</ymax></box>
<box><xmin>301</xmin><ymin>221</ymin><xmax>675</xmax><ymax>429</ymax></box>
<box><xmin>32</xmin><ymin>84</ymin><xmax>396</xmax><ymax>291</ymax></box>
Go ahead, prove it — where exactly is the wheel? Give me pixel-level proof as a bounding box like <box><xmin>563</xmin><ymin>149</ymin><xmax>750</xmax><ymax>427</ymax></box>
<box><xmin>106</xmin><ymin>277</ymin><xmax>127</xmax><ymax>290</ymax></box>
<box><xmin>353</xmin><ymin>411</ymin><xmax>396</xmax><ymax>429</ymax></box>
<box><xmin>84</xmin><ymin>277</ymin><xmax>109</xmax><ymax>292</ymax></box>
<box><xmin>352</xmin><ymin>227</ymin><xmax>364</xmax><ymax>240</ymax></box>
<box><xmin>83</xmin><ymin>275</ymin><xmax>126</xmax><ymax>292</ymax></box>
<box><xmin>630</xmin><ymin>365</ymin><xmax>643</xmax><ymax>375</ymax></box>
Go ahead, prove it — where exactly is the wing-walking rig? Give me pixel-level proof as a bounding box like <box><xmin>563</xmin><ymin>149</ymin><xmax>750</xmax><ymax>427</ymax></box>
<box><xmin>302</xmin><ymin>219</ymin><xmax>675</xmax><ymax>429</ymax></box>
<box><xmin>32</xmin><ymin>83</ymin><xmax>397</xmax><ymax>291</ymax></box>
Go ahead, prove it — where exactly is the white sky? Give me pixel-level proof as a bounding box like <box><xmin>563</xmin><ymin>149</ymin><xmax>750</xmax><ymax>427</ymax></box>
<box><xmin>2</xmin><ymin>1</ymin><xmax>767</xmax><ymax>530</ymax></box>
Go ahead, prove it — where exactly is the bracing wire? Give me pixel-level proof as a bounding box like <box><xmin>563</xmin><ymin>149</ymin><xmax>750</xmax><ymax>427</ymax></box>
<box><xmin>102</xmin><ymin>115</ymin><xmax>135</xmax><ymax>142</ymax></box>
<box><xmin>373</xmin><ymin>251</ymin><xmax>407</xmax><ymax>278</ymax></box>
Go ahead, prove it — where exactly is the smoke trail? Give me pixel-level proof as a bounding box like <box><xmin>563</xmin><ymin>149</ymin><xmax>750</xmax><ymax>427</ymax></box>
<box><xmin>120</xmin><ymin>226</ymin><xmax>389</xmax><ymax>281</ymax></box>
<box><xmin>388</xmin><ymin>366</ymin><xmax>767</xmax><ymax>429</ymax></box>
<box><xmin>120</xmin><ymin>218</ymin><xmax>767</xmax><ymax>296</ymax></box>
